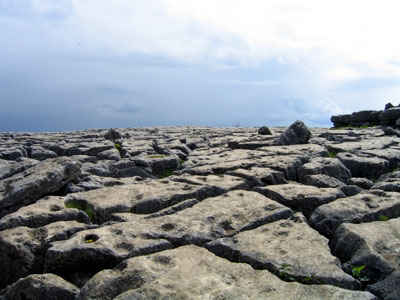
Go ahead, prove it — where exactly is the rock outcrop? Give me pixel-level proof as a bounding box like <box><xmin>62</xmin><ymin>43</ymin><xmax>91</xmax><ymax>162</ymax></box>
<box><xmin>331</xmin><ymin>102</ymin><xmax>400</xmax><ymax>128</ymax></box>
<box><xmin>1</xmin><ymin>123</ymin><xmax>399</xmax><ymax>299</ymax></box>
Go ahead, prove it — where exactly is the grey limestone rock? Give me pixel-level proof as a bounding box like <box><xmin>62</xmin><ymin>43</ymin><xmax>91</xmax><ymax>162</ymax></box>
<box><xmin>104</xmin><ymin>129</ymin><xmax>122</xmax><ymax>141</ymax></box>
<box><xmin>309</xmin><ymin>191</ymin><xmax>400</xmax><ymax>237</ymax></box>
<box><xmin>111</xmin><ymin>190</ymin><xmax>293</xmax><ymax>244</ymax></box>
<box><xmin>29</xmin><ymin>146</ymin><xmax>58</xmax><ymax>160</ymax></box>
<box><xmin>274</xmin><ymin>120</ymin><xmax>312</xmax><ymax>145</ymax></box>
<box><xmin>226</xmin><ymin>167</ymin><xmax>286</xmax><ymax>187</ymax></box>
<box><xmin>298</xmin><ymin>157</ymin><xmax>351</xmax><ymax>183</ymax></box>
<box><xmin>0</xmin><ymin>157</ymin><xmax>81</xmax><ymax>218</ymax></box>
<box><xmin>75</xmin><ymin>245</ymin><xmax>377</xmax><ymax>300</ymax></box>
<box><xmin>331</xmin><ymin>218</ymin><xmax>400</xmax><ymax>284</ymax></box>
<box><xmin>0</xmin><ymin>221</ymin><xmax>92</xmax><ymax>288</ymax></box>
<box><xmin>381</xmin><ymin>107</ymin><xmax>400</xmax><ymax>126</ymax></box>
<box><xmin>0</xmin><ymin>157</ymin><xmax>39</xmax><ymax>180</ymax></box>
<box><xmin>254</xmin><ymin>183</ymin><xmax>344</xmax><ymax>218</ymax></box>
<box><xmin>258</xmin><ymin>126</ymin><xmax>272</xmax><ymax>135</ymax></box>
<box><xmin>0</xmin><ymin>273</ymin><xmax>79</xmax><ymax>300</ymax></box>
<box><xmin>337</xmin><ymin>152</ymin><xmax>390</xmax><ymax>180</ymax></box>
<box><xmin>206</xmin><ymin>213</ymin><xmax>359</xmax><ymax>289</ymax></box>
<box><xmin>366</xmin><ymin>271</ymin><xmax>400</xmax><ymax>300</ymax></box>
<box><xmin>44</xmin><ymin>222</ymin><xmax>173</xmax><ymax>284</ymax></box>
<box><xmin>64</xmin><ymin>175</ymin><xmax>247</xmax><ymax>223</ymax></box>
<box><xmin>0</xmin><ymin>196</ymin><xmax>90</xmax><ymax>231</ymax></box>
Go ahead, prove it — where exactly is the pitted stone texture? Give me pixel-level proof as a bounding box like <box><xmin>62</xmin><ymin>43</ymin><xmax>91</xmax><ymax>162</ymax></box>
<box><xmin>336</xmin><ymin>152</ymin><xmax>390</xmax><ymax>180</ymax></box>
<box><xmin>254</xmin><ymin>183</ymin><xmax>344</xmax><ymax>218</ymax></box>
<box><xmin>0</xmin><ymin>157</ymin><xmax>81</xmax><ymax>217</ymax></box>
<box><xmin>0</xmin><ymin>196</ymin><xmax>90</xmax><ymax>231</ymax></box>
<box><xmin>331</xmin><ymin>218</ymin><xmax>400</xmax><ymax>284</ymax></box>
<box><xmin>0</xmin><ymin>221</ymin><xmax>92</xmax><ymax>289</ymax></box>
<box><xmin>65</xmin><ymin>175</ymin><xmax>247</xmax><ymax>223</ymax></box>
<box><xmin>298</xmin><ymin>157</ymin><xmax>351</xmax><ymax>183</ymax></box>
<box><xmin>44</xmin><ymin>223</ymin><xmax>173</xmax><ymax>283</ymax></box>
<box><xmin>111</xmin><ymin>190</ymin><xmax>293</xmax><ymax>245</ymax></box>
<box><xmin>309</xmin><ymin>191</ymin><xmax>400</xmax><ymax>238</ymax></box>
<box><xmin>0</xmin><ymin>273</ymin><xmax>79</xmax><ymax>300</ymax></box>
<box><xmin>75</xmin><ymin>245</ymin><xmax>377</xmax><ymax>300</ymax></box>
<box><xmin>207</xmin><ymin>213</ymin><xmax>359</xmax><ymax>289</ymax></box>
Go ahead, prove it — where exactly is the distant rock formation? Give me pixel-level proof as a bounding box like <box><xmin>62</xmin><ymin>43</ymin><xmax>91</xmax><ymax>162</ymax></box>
<box><xmin>331</xmin><ymin>102</ymin><xmax>400</xmax><ymax>128</ymax></box>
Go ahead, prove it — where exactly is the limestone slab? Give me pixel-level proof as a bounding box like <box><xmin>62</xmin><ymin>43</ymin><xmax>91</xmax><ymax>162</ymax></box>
<box><xmin>207</xmin><ymin>213</ymin><xmax>359</xmax><ymax>289</ymax></box>
<box><xmin>76</xmin><ymin>245</ymin><xmax>377</xmax><ymax>300</ymax></box>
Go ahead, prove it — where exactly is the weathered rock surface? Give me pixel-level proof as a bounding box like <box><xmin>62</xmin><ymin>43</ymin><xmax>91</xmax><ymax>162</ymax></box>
<box><xmin>0</xmin><ymin>221</ymin><xmax>93</xmax><ymax>288</ymax></box>
<box><xmin>1</xmin><ymin>124</ymin><xmax>399</xmax><ymax>299</ymax></box>
<box><xmin>274</xmin><ymin>120</ymin><xmax>312</xmax><ymax>145</ymax></box>
<box><xmin>0</xmin><ymin>196</ymin><xmax>90</xmax><ymax>231</ymax></box>
<box><xmin>309</xmin><ymin>191</ymin><xmax>400</xmax><ymax>238</ymax></box>
<box><xmin>254</xmin><ymin>183</ymin><xmax>344</xmax><ymax>218</ymax></box>
<box><xmin>0</xmin><ymin>273</ymin><xmax>79</xmax><ymax>300</ymax></box>
<box><xmin>0</xmin><ymin>157</ymin><xmax>81</xmax><ymax>217</ymax></box>
<box><xmin>207</xmin><ymin>213</ymin><xmax>359</xmax><ymax>289</ymax></box>
<box><xmin>75</xmin><ymin>246</ymin><xmax>376</xmax><ymax>300</ymax></box>
<box><xmin>331</xmin><ymin>218</ymin><xmax>400</xmax><ymax>284</ymax></box>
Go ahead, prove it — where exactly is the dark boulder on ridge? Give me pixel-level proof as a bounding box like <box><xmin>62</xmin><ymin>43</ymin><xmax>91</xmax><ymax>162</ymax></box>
<box><xmin>274</xmin><ymin>120</ymin><xmax>311</xmax><ymax>145</ymax></box>
<box><xmin>331</xmin><ymin>102</ymin><xmax>400</xmax><ymax>128</ymax></box>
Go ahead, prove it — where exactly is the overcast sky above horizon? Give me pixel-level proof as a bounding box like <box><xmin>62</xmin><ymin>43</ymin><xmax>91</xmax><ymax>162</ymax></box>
<box><xmin>1</xmin><ymin>0</ymin><xmax>400</xmax><ymax>131</ymax></box>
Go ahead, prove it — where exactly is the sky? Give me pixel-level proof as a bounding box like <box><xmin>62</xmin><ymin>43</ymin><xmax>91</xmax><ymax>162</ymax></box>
<box><xmin>1</xmin><ymin>0</ymin><xmax>400</xmax><ymax>131</ymax></box>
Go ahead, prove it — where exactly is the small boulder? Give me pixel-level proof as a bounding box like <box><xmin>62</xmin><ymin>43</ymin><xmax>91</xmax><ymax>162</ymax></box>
<box><xmin>274</xmin><ymin>120</ymin><xmax>311</xmax><ymax>145</ymax></box>
<box><xmin>258</xmin><ymin>126</ymin><xmax>272</xmax><ymax>135</ymax></box>
<box><xmin>104</xmin><ymin>129</ymin><xmax>122</xmax><ymax>141</ymax></box>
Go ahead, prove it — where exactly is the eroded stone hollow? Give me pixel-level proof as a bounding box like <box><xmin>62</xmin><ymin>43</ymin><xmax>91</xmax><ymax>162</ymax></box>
<box><xmin>1</xmin><ymin>122</ymin><xmax>399</xmax><ymax>299</ymax></box>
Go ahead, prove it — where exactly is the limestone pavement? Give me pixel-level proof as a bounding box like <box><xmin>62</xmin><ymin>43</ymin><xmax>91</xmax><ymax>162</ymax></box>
<box><xmin>1</xmin><ymin>122</ymin><xmax>399</xmax><ymax>299</ymax></box>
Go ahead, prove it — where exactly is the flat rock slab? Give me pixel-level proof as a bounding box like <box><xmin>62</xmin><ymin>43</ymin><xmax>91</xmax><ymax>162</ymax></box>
<box><xmin>337</xmin><ymin>152</ymin><xmax>389</xmax><ymax>180</ymax></box>
<box><xmin>309</xmin><ymin>191</ymin><xmax>400</xmax><ymax>237</ymax></box>
<box><xmin>0</xmin><ymin>157</ymin><xmax>81</xmax><ymax>217</ymax></box>
<box><xmin>331</xmin><ymin>217</ymin><xmax>400</xmax><ymax>283</ymax></box>
<box><xmin>0</xmin><ymin>273</ymin><xmax>79</xmax><ymax>300</ymax></box>
<box><xmin>298</xmin><ymin>157</ymin><xmax>351</xmax><ymax>183</ymax></box>
<box><xmin>0</xmin><ymin>221</ymin><xmax>93</xmax><ymax>289</ymax></box>
<box><xmin>258</xmin><ymin>143</ymin><xmax>329</xmax><ymax>159</ymax></box>
<box><xmin>254</xmin><ymin>183</ymin><xmax>344</xmax><ymax>218</ymax></box>
<box><xmin>226</xmin><ymin>167</ymin><xmax>286</xmax><ymax>187</ymax></box>
<box><xmin>0</xmin><ymin>158</ymin><xmax>38</xmax><ymax>180</ymax></box>
<box><xmin>44</xmin><ymin>222</ymin><xmax>173</xmax><ymax>282</ymax></box>
<box><xmin>206</xmin><ymin>213</ymin><xmax>359</xmax><ymax>289</ymax></box>
<box><xmin>65</xmin><ymin>175</ymin><xmax>247</xmax><ymax>223</ymax></box>
<box><xmin>0</xmin><ymin>196</ymin><xmax>90</xmax><ymax>231</ymax></box>
<box><xmin>76</xmin><ymin>245</ymin><xmax>377</xmax><ymax>300</ymax></box>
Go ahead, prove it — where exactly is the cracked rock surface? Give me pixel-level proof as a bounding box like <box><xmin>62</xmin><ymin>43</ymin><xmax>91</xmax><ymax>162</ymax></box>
<box><xmin>0</xmin><ymin>124</ymin><xmax>399</xmax><ymax>299</ymax></box>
